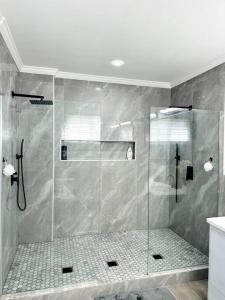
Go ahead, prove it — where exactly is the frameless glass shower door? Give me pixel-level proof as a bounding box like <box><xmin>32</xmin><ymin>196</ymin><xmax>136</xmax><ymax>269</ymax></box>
<box><xmin>148</xmin><ymin>107</ymin><xmax>219</xmax><ymax>274</ymax></box>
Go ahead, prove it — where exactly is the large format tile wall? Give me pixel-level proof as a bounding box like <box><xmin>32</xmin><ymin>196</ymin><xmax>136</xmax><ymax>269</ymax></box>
<box><xmin>16</xmin><ymin>73</ymin><xmax>54</xmax><ymax>243</ymax></box>
<box><xmin>13</xmin><ymin>71</ymin><xmax>222</xmax><ymax>248</ymax></box>
<box><xmin>1</xmin><ymin>58</ymin><xmax>223</xmax><ymax>254</ymax></box>
<box><xmin>170</xmin><ymin>63</ymin><xmax>225</xmax><ymax>254</ymax></box>
<box><xmin>1</xmin><ymin>37</ymin><xmax>223</xmax><ymax>292</ymax></box>
<box><xmin>0</xmin><ymin>34</ymin><xmax>18</xmax><ymax>290</ymax></box>
<box><xmin>54</xmin><ymin>79</ymin><xmax>171</xmax><ymax>237</ymax></box>
<box><xmin>12</xmin><ymin>76</ymin><xmax>170</xmax><ymax>243</ymax></box>
<box><xmin>169</xmin><ymin>110</ymin><xmax>219</xmax><ymax>254</ymax></box>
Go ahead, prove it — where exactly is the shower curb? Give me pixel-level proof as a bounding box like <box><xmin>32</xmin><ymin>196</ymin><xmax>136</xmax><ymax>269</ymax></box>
<box><xmin>1</xmin><ymin>265</ymin><xmax>208</xmax><ymax>300</ymax></box>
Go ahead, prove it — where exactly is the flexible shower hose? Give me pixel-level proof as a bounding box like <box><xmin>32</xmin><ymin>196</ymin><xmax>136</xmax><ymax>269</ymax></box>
<box><xmin>17</xmin><ymin>139</ymin><xmax>27</xmax><ymax>211</ymax></box>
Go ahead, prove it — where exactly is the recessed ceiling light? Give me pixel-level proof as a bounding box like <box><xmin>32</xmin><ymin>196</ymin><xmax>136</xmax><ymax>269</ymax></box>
<box><xmin>95</xmin><ymin>87</ymin><xmax>102</xmax><ymax>91</ymax></box>
<box><xmin>110</xmin><ymin>59</ymin><xmax>125</xmax><ymax>67</ymax></box>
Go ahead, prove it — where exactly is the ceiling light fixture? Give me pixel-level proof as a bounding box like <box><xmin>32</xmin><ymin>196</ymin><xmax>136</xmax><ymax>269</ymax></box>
<box><xmin>110</xmin><ymin>59</ymin><xmax>125</xmax><ymax>67</ymax></box>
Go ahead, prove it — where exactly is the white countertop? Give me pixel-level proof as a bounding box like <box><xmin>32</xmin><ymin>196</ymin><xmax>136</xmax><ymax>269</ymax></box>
<box><xmin>207</xmin><ymin>217</ymin><xmax>225</xmax><ymax>233</ymax></box>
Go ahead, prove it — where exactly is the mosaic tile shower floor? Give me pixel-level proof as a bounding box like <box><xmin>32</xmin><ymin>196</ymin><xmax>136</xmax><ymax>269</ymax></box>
<box><xmin>3</xmin><ymin>229</ymin><xmax>208</xmax><ymax>294</ymax></box>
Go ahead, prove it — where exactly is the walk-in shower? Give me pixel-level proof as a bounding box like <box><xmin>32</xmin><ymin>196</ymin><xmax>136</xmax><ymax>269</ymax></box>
<box><xmin>1</xmin><ymin>78</ymin><xmax>220</xmax><ymax>299</ymax></box>
<box><xmin>10</xmin><ymin>92</ymin><xmax>53</xmax><ymax>211</ymax></box>
<box><xmin>149</xmin><ymin>107</ymin><xmax>219</xmax><ymax>255</ymax></box>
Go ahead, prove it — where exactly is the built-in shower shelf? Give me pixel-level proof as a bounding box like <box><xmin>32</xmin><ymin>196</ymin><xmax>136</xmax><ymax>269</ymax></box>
<box><xmin>60</xmin><ymin>140</ymin><xmax>136</xmax><ymax>161</ymax></box>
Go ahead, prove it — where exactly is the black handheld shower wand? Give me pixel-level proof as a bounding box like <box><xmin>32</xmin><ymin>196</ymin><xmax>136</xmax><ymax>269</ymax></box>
<box><xmin>175</xmin><ymin>143</ymin><xmax>180</xmax><ymax>203</ymax></box>
<box><xmin>16</xmin><ymin>139</ymin><xmax>27</xmax><ymax>211</ymax></box>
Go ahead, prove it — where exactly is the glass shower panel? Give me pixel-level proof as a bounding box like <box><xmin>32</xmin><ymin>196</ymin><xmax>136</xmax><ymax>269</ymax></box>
<box><xmin>148</xmin><ymin>107</ymin><xmax>219</xmax><ymax>274</ymax></box>
<box><xmin>53</xmin><ymin>80</ymin><xmax>101</xmax><ymax>285</ymax></box>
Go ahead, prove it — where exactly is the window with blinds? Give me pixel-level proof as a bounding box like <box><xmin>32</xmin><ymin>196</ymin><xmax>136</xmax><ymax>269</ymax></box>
<box><xmin>150</xmin><ymin>118</ymin><xmax>191</xmax><ymax>143</ymax></box>
<box><xmin>62</xmin><ymin>115</ymin><xmax>101</xmax><ymax>141</ymax></box>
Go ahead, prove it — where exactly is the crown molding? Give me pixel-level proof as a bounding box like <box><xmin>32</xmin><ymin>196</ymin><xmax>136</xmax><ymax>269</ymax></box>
<box><xmin>56</xmin><ymin>71</ymin><xmax>171</xmax><ymax>88</ymax></box>
<box><xmin>171</xmin><ymin>55</ymin><xmax>225</xmax><ymax>88</ymax></box>
<box><xmin>2</xmin><ymin>12</ymin><xmax>225</xmax><ymax>90</ymax></box>
<box><xmin>0</xmin><ymin>13</ymin><xmax>171</xmax><ymax>89</ymax></box>
<box><xmin>0</xmin><ymin>15</ymin><xmax>23</xmax><ymax>70</ymax></box>
<box><xmin>21</xmin><ymin>65</ymin><xmax>58</xmax><ymax>76</ymax></box>
<box><xmin>20</xmin><ymin>67</ymin><xmax>171</xmax><ymax>88</ymax></box>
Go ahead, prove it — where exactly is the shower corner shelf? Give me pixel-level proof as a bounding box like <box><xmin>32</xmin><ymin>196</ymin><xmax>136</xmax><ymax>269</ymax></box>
<box><xmin>60</xmin><ymin>139</ymin><xmax>136</xmax><ymax>161</ymax></box>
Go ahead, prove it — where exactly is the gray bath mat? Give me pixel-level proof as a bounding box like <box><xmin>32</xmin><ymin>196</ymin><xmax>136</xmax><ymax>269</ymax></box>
<box><xmin>95</xmin><ymin>287</ymin><xmax>176</xmax><ymax>300</ymax></box>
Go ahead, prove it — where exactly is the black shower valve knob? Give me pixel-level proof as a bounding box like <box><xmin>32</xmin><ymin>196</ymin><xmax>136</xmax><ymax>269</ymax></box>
<box><xmin>11</xmin><ymin>172</ymin><xmax>18</xmax><ymax>186</ymax></box>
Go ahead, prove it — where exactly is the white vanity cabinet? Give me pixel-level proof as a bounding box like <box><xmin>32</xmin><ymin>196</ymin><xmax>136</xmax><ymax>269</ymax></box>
<box><xmin>207</xmin><ymin>217</ymin><xmax>225</xmax><ymax>300</ymax></box>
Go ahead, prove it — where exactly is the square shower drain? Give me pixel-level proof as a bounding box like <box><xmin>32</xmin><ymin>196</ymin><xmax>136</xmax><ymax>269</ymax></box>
<box><xmin>62</xmin><ymin>266</ymin><xmax>73</xmax><ymax>274</ymax></box>
<box><xmin>152</xmin><ymin>254</ymin><xmax>163</xmax><ymax>260</ymax></box>
<box><xmin>107</xmin><ymin>260</ymin><xmax>118</xmax><ymax>267</ymax></box>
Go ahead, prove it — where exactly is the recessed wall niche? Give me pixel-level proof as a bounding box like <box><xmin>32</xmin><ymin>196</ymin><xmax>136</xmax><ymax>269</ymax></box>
<box><xmin>60</xmin><ymin>140</ymin><xmax>136</xmax><ymax>161</ymax></box>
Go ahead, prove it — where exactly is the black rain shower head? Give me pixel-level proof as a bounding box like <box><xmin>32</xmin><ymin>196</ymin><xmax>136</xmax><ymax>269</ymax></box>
<box><xmin>29</xmin><ymin>99</ymin><xmax>53</xmax><ymax>105</ymax></box>
<box><xmin>169</xmin><ymin>105</ymin><xmax>192</xmax><ymax>110</ymax></box>
<box><xmin>12</xmin><ymin>91</ymin><xmax>53</xmax><ymax>105</ymax></box>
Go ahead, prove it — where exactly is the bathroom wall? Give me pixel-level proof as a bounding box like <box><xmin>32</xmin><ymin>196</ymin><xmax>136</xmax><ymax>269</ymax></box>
<box><xmin>16</xmin><ymin>73</ymin><xmax>54</xmax><ymax>243</ymax></box>
<box><xmin>54</xmin><ymin>79</ymin><xmax>171</xmax><ymax>237</ymax></box>
<box><xmin>13</xmin><ymin>75</ymin><xmax>170</xmax><ymax>243</ymax></box>
<box><xmin>170</xmin><ymin>64</ymin><xmax>224</xmax><ymax>253</ymax></box>
<box><xmin>4</xmin><ymin>62</ymin><xmax>223</xmax><ymax>254</ymax></box>
<box><xmin>0</xmin><ymin>34</ymin><xmax>18</xmax><ymax>289</ymax></box>
<box><xmin>169</xmin><ymin>110</ymin><xmax>219</xmax><ymax>254</ymax></box>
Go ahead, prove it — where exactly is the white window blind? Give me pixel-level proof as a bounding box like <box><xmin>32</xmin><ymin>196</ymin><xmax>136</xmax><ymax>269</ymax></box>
<box><xmin>150</xmin><ymin>119</ymin><xmax>191</xmax><ymax>142</ymax></box>
<box><xmin>63</xmin><ymin>115</ymin><xmax>101</xmax><ymax>141</ymax></box>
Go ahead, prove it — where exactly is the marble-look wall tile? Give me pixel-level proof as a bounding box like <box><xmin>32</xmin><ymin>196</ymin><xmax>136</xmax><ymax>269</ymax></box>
<box><xmin>171</xmin><ymin>64</ymin><xmax>225</xmax><ymax>252</ymax></box>
<box><xmin>0</xmin><ymin>33</ymin><xmax>18</xmax><ymax>291</ymax></box>
<box><xmin>54</xmin><ymin>78</ymin><xmax>171</xmax><ymax>237</ymax></box>
<box><xmin>54</xmin><ymin>79</ymin><xmax>102</xmax><ymax>237</ymax></box>
<box><xmin>171</xmin><ymin>67</ymin><xmax>223</xmax><ymax>254</ymax></box>
<box><xmin>148</xmin><ymin>140</ymin><xmax>171</xmax><ymax>229</ymax></box>
<box><xmin>218</xmin><ymin>111</ymin><xmax>225</xmax><ymax>215</ymax></box>
<box><xmin>15</xmin><ymin>73</ymin><xmax>53</xmax><ymax>242</ymax></box>
<box><xmin>171</xmin><ymin>80</ymin><xmax>195</xmax><ymax>108</ymax></box>
<box><xmin>100</xmin><ymin>161</ymin><xmax>137</xmax><ymax>232</ymax></box>
<box><xmin>171</xmin><ymin>64</ymin><xmax>225</xmax><ymax>112</ymax></box>
<box><xmin>172</xmin><ymin>63</ymin><xmax>225</xmax><ymax>111</ymax></box>
<box><xmin>135</xmin><ymin>120</ymin><xmax>149</xmax><ymax>230</ymax></box>
<box><xmin>193</xmin><ymin>64</ymin><xmax>225</xmax><ymax>111</ymax></box>
<box><xmin>100</xmin><ymin>84</ymin><xmax>171</xmax><ymax>232</ymax></box>
<box><xmin>54</xmin><ymin>161</ymin><xmax>100</xmax><ymax>236</ymax></box>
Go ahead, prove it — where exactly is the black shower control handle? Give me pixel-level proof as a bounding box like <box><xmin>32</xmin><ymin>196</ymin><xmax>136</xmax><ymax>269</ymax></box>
<box><xmin>11</xmin><ymin>172</ymin><xmax>18</xmax><ymax>186</ymax></box>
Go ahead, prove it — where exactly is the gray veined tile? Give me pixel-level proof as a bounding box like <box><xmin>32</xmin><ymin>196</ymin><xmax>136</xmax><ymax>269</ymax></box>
<box><xmin>3</xmin><ymin>229</ymin><xmax>208</xmax><ymax>295</ymax></box>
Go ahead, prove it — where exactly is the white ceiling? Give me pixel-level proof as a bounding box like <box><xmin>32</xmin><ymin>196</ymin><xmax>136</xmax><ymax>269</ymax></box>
<box><xmin>1</xmin><ymin>0</ymin><xmax>225</xmax><ymax>86</ymax></box>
